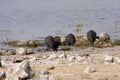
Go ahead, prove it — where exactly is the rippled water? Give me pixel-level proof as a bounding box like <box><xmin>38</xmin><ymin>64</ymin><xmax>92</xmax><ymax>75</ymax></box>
<box><xmin>0</xmin><ymin>0</ymin><xmax>120</xmax><ymax>42</ymax></box>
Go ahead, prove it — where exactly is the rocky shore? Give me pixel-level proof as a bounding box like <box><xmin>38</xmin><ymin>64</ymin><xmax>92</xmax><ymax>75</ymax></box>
<box><xmin>0</xmin><ymin>33</ymin><xmax>120</xmax><ymax>80</ymax></box>
<box><xmin>0</xmin><ymin>45</ymin><xmax>120</xmax><ymax>80</ymax></box>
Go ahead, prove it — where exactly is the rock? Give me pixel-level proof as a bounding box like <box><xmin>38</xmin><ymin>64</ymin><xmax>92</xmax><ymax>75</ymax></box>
<box><xmin>29</xmin><ymin>40</ymin><xmax>35</xmax><ymax>45</ymax></box>
<box><xmin>1</xmin><ymin>60</ymin><xmax>14</xmax><ymax>67</ymax></box>
<box><xmin>0</xmin><ymin>49</ymin><xmax>7</xmax><ymax>55</ymax></box>
<box><xmin>76</xmin><ymin>56</ymin><xmax>85</xmax><ymax>62</ymax></box>
<box><xmin>13</xmin><ymin>57</ymin><xmax>24</xmax><ymax>63</ymax></box>
<box><xmin>40</xmin><ymin>70</ymin><xmax>49</xmax><ymax>75</ymax></box>
<box><xmin>27</xmin><ymin>48</ymin><xmax>34</xmax><ymax>54</ymax></box>
<box><xmin>103</xmin><ymin>43</ymin><xmax>113</xmax><ymax>47</ymax></box>
<box><xmin>7</xmin><ymin>50</ymin><xmax>16</xmax><ymax>55</ymax></box>
<box><xmin>29</xmin><ymin>57</ymin><xmax>37</xmax><ymax>63</ymax></box>
<box><xmin>84</xmin><ymin>66</ymin><xmax>95</xmax><ymax>74</ymax></box>
<box><xmin>42</xmin><ymin>55</ymin><xmax>48</xmax><ymax>59</ymax></box>
<box><xmin>40</xmin><ymin>75</ymin><xmax>54</xmax><ymax>80</ymax></box>
<box><xmin>17</xmin><ymin>40</ymin><xmax>27</xmax><ymax>46</ymax></box>
<box><xmin>59</xmin><ymin>53</ymin><xmax>67</xmax><ymax>59</ymax></box>
<box><xmin>6</xmin><ymin>60</ymin><xmax>34</xmax><ymax>80</ymax></box>
<box><xmin>81</xmin><ymin>53</ymin><xmax>89</xmax><ymax>57</ymax></box>
<box><xmin>99</xmin><ymin>32</ymin><xmax>111</xmax><ymax>42</ymax></box>
<box><xmin>114</xmin><ymin>57</ymin><xmax>120</xmax><ymax>63</ymax></box>
<box><xmin>16</xmin><ymin>48</ymin><xmax>27</xmax><ymax>55</ymax></box>
<box><xmin>47</xmin><ymin>54</ymin><xmax>57</xmax><ymax>60</ymax></box>
<box><xmin>60</xmin><ymin>36</ymin><xmax>65</xmax><ymax>43</ymax></box>
<box><xmin>104</xmin><ymin>56</ymin><xmax>114</xmax><ymax>63</ymax></box>
<box><xmin>49</xmin><ymin>76</ymin><xmax>55</xmax><ymax>80</ymax></box>
<box><xmin>40</xmin><ymin>75</ymin><xmax>49</xmax><ymax>80</ymax></box>
<box><xmin>0</xmin><ymin>70</ymin><xmax>5</xmax><ymax>80</ymax></box>
<box><xmin>68</xmin><ymin>56</ymin><xmax>76</xmax><ymax>62</ymax></box>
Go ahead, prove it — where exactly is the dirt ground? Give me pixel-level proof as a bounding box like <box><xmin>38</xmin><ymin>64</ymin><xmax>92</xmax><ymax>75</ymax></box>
<box><xmin>1</xmin><ymin>46</ymin><xmax>120</xmax><ymax>80</ymax></box>
<box><xmin>30</xmin><ymin>46</ymin><xmax>120</xmax><ymax>80</ymax></box>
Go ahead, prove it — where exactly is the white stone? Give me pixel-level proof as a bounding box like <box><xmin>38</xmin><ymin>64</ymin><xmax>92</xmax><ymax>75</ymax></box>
<box><xmin>105</xmin><ymin>56</ymin><xmax>114</xmax><ymax>63</ymax></box>
<box><xmin>40</xmin><ymin>70</ymin><xmax>49</xmax><ymax>75</ymax></box>
<box><xmin>0</xmin><ymin>70</ymin><xmax>5</xmax><ymax>79</ymax></box>
<box><xmin>99</xmin><ymin>32</ymin><xmax>110</xmax><ymax>41</ymax></box>
<box><xmin>76</xmin><ymin>56</ymin><xmax>85</xmax><ymax>62</ymax></box>
<box><xmin>47</xmin><ymin>54</ymin><xmax>57</xmax><ymax>60</ymax></box>
<box><xmin>17</xmin><ymin>41</ymin><xmax>27</xmax><ymax>46</ymax></box>
<box><xmin>6</xmin><ymin>60</ymin><xmax>34</xmax><ymax>80</ymax></box>
<box><xmin>114</xmin><ymin>57</ymin><xmax>120</xmax><ymax>63</ymax></box>
<box><xmin>84</xmin><ymin>66</ymin><xmax>95</xmax><ymax>74</ymax></box>
<box><xmin>59</xmin><ymin>54</ymin><xmax>67</xmax><ymax>59</ymax></box>
<box><xmin>16</xmin><ymin>48</ymin><xmax>27</xmax><ymax>55</ymax></box>
<box><xmin>68</xmin><ymin>56</ymin><xmax>76</xmax><ymax>62</ymax></box>
<box><xmin>27</xmin><ymin>48</ymin><xmax>33</xmax><ymax>54</ymax></box>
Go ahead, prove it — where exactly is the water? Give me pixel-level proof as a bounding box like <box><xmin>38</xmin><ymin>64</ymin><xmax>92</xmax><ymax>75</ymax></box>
<box><xmin>0</xmin><ymin>0</ymin><xmax>120</xmax><ymax>42</ymax></box>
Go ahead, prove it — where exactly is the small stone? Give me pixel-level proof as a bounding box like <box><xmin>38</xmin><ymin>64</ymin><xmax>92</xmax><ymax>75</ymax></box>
<box><xmin>84</xmin><ymin>66</ymin><xmax>95</xmax><ymax>74</ymax></box>
<box><xmin>0</xmin><ymin>49</ymin><xmax>7</xmax><ymax>55</ymax></box>
<box><xmin>40</xmin><ymin>70</ymin><xmax>49</xmax><ymax>75</ymax></box>
<box><xmin>49</xmin><ymin>76</ymin><xmax>55</xmax><ymax>80</ymax></box>
<box><xmin>16</xmin><ymin>48</ymin><xmax>27</xmax><ymax>55</ymax></box>
<box><xmin>13</xmin><ymin>58</ymin><xmax>24</xmax><ymax>63</ymax></box>
<box><xmin>105</xmin><ymin>56</ymin><xmax>114</xmax><ymax>63</ymax></box>
<box><xmin>29</xmin><ymin>40</ymin><xmax>35</xmax><ymax>45</ymax></box>
<box><xmin>40</xmin><ymin>75</ymin><xmax>49</xmax><ymax>80</ymax></box>
<box><xmin>76</xmin><ymin>56</ymin><xmax>85</xmax><ymax>62</ymax></box>
<box><xmin>7</xmin><ymin>50</ymin><xmax>16</xmax><ymax>55</ymax></box>
<box><xmin>17</xmin><ymin>40</ymin><xmax>27</xmax><ymax>46</ymax></box>
<box><xmin>114</xmin><ymin>57</ymin><xmax>120</xmax><ymax>63</ymax></box>
<box><xmin>42</xmin><ymin>55</ymin><xmax>48</xmax><ymax>59</ymax></box>
<box><xmin>68</xmin><ymin>56</ymin><xmax>76</xmax><ymax>62</ymax></box>
<box><xmin>81</xmin><ymin>53</ymin><xmax>89</xmax><ymax>57</ymax></box>
<box><xmin>59</xmin><ymin>53</ymin><xmax>67</xmax><ymax>59</ymax></box>
<box><xmin>0</xmin><ymin>70</ymin><xmax>5</xmax><ymax>79</ymax></box>
<box><xmin>47</xmin><ymin>54</ymin><xmax>57</xmax><ymax>60</ymax></box>
<box><xmin>99</xmin><ymin>32</ymin><xmax>111</xmax><ymax>42</ymax></box>
<box><xmin>27</xmin><ymin>48</ymin><xmax>33</xmax><ymax>54</ymax></box>
<box><xmin>29</xmin><ymin>57</ymin><xmax>37</xmax><ymax>63</ymax></box>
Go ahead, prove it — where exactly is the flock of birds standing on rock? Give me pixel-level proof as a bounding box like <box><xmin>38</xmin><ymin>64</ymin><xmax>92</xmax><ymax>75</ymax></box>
<box><xmin>44</xmin><ymin>30</ymin><xmax>111</xmax><ymax>51</ymax></box>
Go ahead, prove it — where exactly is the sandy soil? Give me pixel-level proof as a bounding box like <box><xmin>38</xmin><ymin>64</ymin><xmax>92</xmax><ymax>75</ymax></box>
<box><xmin>1</xmin><ymin>46</ymin><xmax>120</xmax><ymax>80</ymax></box>
<box><xmin>30</xmin><ymin>46</ymin><xmax>120</xmax><ymax>80</ymax></box>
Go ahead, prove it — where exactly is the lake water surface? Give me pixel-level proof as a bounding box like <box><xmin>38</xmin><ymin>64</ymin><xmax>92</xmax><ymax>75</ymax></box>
<box><xmin>0</xmin><ymin>0</ymin><xmax>120</xmax><ymax>42</ymax></box>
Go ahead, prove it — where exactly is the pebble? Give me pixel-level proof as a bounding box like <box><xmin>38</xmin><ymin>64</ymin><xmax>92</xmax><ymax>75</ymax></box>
<box><xmin>104</xmin><ymin>56</ymin><xmax>114</xmax><ymax>63</ymax></box>
<box><xmin>47</xmin><ymin>54</ymin><xmax>57</xmax><ymax>60</ymax></box>
<box><xmin>59</xmin><ymin>53</ymin><xmax>67</xmax><ymax>59</ymax></box>
<box><xmin>68</xmin><ymin>56</ymin><xmax>76</xmax><ymax>62</ymax></box>
<box><xmin>84</xmin><ymin>66</ymin><xmax>96</xmax><ymax>74</ymax></box>
<box><xmin>0</xmin><ymin>70</ymin><xmax>5</xmax><ymax>79</ymax></box>
<box><xmin>40</xmin><ymin>70</ymin><xmax>49</xmax><ymax>75</ymax></box>
<box><xmin>16</xmin><ymin>48</ymin><xmax>27</xmax><ymax>55</ymax></box>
